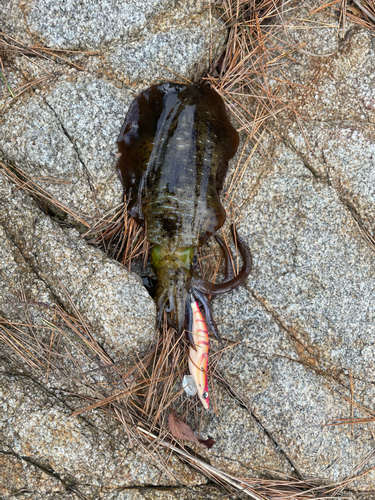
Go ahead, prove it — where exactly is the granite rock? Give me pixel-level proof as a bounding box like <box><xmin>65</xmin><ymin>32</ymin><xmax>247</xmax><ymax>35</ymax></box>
<box><xmin>0</xmin><ymin>224</ymin><xmax>55</xmax><ymax>327</ymax></box>
<box><xmin>209</xmin><ymin>128</ymin><xmax>375</xmax><ymax>487</ymax></box>
<box><xmin>0</xmin><ymin>453</ymin><xmax>70</xmax><ymax>500</ymax></box>
<box><xmin>0</xmin><ymin>173</ymin><xmax>155</xmax><ymax>362</ymax></box>
<box><xmin>1</xmin><ymin>0</ymin><xmax>375</xmax><ymax>496</ymax></box>
<box><xmin>22</xmin><ymin>0</ymin><xmax>175</xmax><ymax>50</ymax></box>
<box><xmin>0</xmin><ymin>75</ymin><xmax>132</xmax><ymax>221</ymax></box>
<box><xmin>0</xmin><ymin>371</ymin><xmax>207</xmax><ymax>499</ymax></box>
<box><xmin>210</xmin><ymin>20</ymin><xmax>375</xmax><ymax>484</ymax></box>
<box><xmin>2</xmin><ymin>0</ymin><xmax>225</xmax><ymax>85</ymax></box>
<box><xmin>275</xmin><ymin>25</ymin><xmax>375</xmax><ymax>240</ymax></box>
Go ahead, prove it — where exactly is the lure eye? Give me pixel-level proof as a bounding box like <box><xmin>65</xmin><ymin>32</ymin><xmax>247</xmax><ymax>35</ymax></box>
<box><xmin>202</xmin><ymin>391</ymin><xmax>208</xmax><ymax>399</ymax></box>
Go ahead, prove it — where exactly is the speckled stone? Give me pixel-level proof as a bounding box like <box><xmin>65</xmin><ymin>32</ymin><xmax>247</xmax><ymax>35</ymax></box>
<box><xmin>0</xmin><ymin>76</ymin><xmax>128</xmax><ymax>220</ymax></box>
<box><xmin>273</xmin><ymin>25</ymin><xmax>375</xmax><ymax>239</ymax></box>
<box><xmin>1</xmin><ymin>0</ymin><xmax>225</xmax><ymax>85</ymax></box>
<box><xmin>0</xmin><ymin>225</ymin><xmax>55</xmax><ymax>325</ymax></box>
<box><xmin>0</xmin><ymin>453</ymin><xmax>70</xmax><ymax>499</ymax></box>
<box><xmin>0</xmin><ymin>173</ymin><xmax>155</xmax><ymax>362</ymax></box>
<box><xmin>1</xmin><ymin>0</ymin><xmax>375</xmax><ymax>495</ymax></box>
<box><xmin>198</xmin><ymin>385</ymin><xmax>294</xmax><ymax>478</ymax></box>
<box><xmin>103</xmin><ymin>13</ymin><xmax>224</xmax><ymax>84</ymax></box>
<box><xmin>0</xmin><ymin>372</ymin><xmax>207</xmax><ymax>498</ymax></box>
<box><xmin>23</xmin><ymin>0</ymin><xmax>174</xmax><ymax>50</ymax></box>
<box><xmin>211</xmin><ymin>136</ymin><xmax>375</xmax><ymax>486</ymax></box>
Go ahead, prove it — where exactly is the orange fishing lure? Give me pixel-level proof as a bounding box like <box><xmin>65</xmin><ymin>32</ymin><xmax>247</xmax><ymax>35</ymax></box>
<box><xmin>188</xmin><ymin>300</ymin><xmax>209</xmax><ymax>410</ymax></box>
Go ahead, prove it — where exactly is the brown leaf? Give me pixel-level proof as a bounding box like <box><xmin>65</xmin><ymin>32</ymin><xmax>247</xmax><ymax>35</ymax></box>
<box><xmin>168</xmin><ymin>411</ymin><xmax>215</xmax><ymax>449</ymax></box>
<box><xmin>198</xmin><ymin>437</ymin><xmax>216</xmax><ymax>449</ymax></box>
<box><xmin>168</xmin><ymin>410</ymin><xmax>200</xmax><ymax>444</ymax></box>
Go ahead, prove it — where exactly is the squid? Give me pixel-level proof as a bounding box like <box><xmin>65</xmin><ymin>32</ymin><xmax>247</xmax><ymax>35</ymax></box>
<box><xmin>117</xmin><ymin>82</ymin><xmax>252</xmax><ymax>405</ymax></box>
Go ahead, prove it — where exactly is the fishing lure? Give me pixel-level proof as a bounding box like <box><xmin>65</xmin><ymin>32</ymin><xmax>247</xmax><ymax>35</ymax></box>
<box><xmin>188</xmin><ymin>300</ymin><xmax>210</xmax><ymax>410</ymax></box>
<box><xmin>117</xmin><ymin>82</ymin><xmax>252</xmax><ymax>342</ymax></box>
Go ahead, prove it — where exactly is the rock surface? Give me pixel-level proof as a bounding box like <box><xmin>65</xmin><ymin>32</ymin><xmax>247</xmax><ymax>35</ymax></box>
<box><xmin>3</xmin><ymin>0</ymin><xmax>223</xmax><ymax>84</ymax></box>
<box><xmin>0</xmin><ymin>370</ymin><xmax>208</xmax><ymax>498</ymax></box>
<box><xmin>213</xmin><ymin>139</ymin><xmax>375</xmax><ymax>486</ymax></box>
<box><xmin>0</xmin><ymin>173</ymin><xmax>156</xmax><ymax>362</ymax></box>
<box><xmin>1</xmin><ymin>0</ymin><xmax>225</xmax><ymax>222</ymax></box>
<box><xmin>210</xmin><ymin>4</ymin><xmax>375</xmax><ymax>488</ymax></box>
<box><xmin>0</xmin><ymin>75</ymin><xmax>129</xmax><ymax>219</ymax></box>
<box><xmin>1</xmin><ymin>0</ymin><xmax>375</xmax><ymax>498</ymax></box>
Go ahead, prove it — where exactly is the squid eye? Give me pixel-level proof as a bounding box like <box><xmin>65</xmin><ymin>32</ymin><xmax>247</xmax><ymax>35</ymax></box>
<box><xmin>202</xmin><ymin>391</ymin><xmax>208</xmax><ymax>399</ymax></box>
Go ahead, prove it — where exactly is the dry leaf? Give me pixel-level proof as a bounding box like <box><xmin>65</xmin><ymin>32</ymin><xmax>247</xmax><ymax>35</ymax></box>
<box><xmin>168</xmin><ymin>410</ymin><xmax>201</xmax><ymax>444</ymax></box>
<box><xmin>168</xmin><ymin>410</ymin><xmax>215</xmax><ymax>449</ymax></box>
<box><xmin>168</xmin><ymin>411</ymin><xmax>216</xmax><ymax>448</ymax></box>
<box><xmin>198</xmin><ymin>437</ymin><xmax>216</xmax><ymax>449</ymax></box>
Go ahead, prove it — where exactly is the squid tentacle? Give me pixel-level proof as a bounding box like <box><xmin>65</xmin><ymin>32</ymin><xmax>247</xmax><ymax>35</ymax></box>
<box><xmin>156</xmin><ymin>290</ymin><xmax>168</xmax><ymax>329</ymax></box>
<box><xmin>192</xmin><ymin>224</ymin><xmax>252</xmax><ymax>295</ymax></box>
<box><xmin>165</xmin><ymin>291</ymin><xmax>174</xmax><ymax>313</ymax></box>
<box><xmin>185</xmin><ymin>297</ymin><xmax>195</xmax><ymax>349</ymax></box>
<box><xmin>214</xmin><ymin>234</ymin><xmax>235</xmax><ymax>282</ymax></box>
<box><xmin>192</xmin><ymin>288</ymin><xmax>223</xmax><ymax>345</ymax></box>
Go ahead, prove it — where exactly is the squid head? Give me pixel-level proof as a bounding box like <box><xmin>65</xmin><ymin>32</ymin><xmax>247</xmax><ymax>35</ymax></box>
<box><xmin>151</xmin><ymin>245</ymin><xmax>194</xmax><ymax>333</ymax></box>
